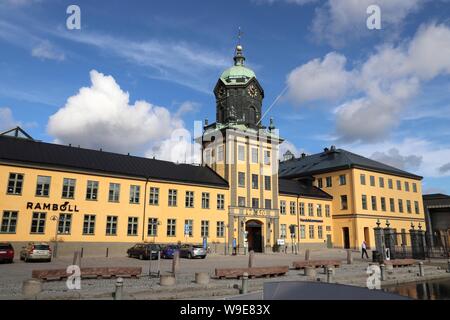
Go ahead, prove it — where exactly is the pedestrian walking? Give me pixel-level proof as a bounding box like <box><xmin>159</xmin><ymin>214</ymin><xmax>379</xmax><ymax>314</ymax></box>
<box><xmin>361</xmin><ymin>240</ymin><xmax>369</xmax><ymax>259</ymax></box>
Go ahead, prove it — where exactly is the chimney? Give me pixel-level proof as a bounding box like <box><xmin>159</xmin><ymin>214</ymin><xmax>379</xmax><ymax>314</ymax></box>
<box><xmin>330</xmin><ymin>145</ymin><xmax>336</xmax><ymax>151</ymax></box>
<box><xmin>324</xmin><ymin>147</ymin><xmax>329</xmax><ymax>153</ymax></box>
<box><xmin>301</xmin><ymin>153</ymin><xmax>306</xmax><ymax>158</ymax></box>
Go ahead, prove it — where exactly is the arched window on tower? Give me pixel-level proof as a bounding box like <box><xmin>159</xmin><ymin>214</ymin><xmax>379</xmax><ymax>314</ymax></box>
<box><xmin>248</xmin><ymin>106</ymin><xmax>256</xmax><ymax>124</ymax></box>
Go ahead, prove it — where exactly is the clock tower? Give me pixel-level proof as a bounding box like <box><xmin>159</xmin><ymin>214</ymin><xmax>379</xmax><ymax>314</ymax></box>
<box><xmin>201</xmin><ymin>42</ymin><xmax>283</xmax><ymax>255</ymax></box>
<box><xmin>214</xmin><ymin>45</ymin><xmax>264</xmax><ymax>127</ymax></box>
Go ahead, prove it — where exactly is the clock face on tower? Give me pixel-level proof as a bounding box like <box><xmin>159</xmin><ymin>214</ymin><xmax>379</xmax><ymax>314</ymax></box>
<box><xmin>247</xmin><ymin>84</ymin><xmax>258</xmax><ymax>98</ymax></box>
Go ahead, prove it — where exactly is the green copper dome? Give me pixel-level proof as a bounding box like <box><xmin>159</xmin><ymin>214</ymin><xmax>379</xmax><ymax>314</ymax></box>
<box><xmin>220</xmin><ymin>45</ymin><xmax>256</xmax><ymax>84</ymax></box>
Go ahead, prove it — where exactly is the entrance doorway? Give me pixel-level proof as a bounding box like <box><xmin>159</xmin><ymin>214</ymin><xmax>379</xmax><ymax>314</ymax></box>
<box><xmin>364</xmin><ymin>227</ymin><xmax>371</xmax><ymax>249</ymax></box>
<box><xmin>246</xmin><ymin>220</ymin><xmax>263</xmax><ymax>253</ymax></box>
<box><xmin>342</xmin><ymin>227</ymin><xmax>350</xmax><ymax>249</ymax></box>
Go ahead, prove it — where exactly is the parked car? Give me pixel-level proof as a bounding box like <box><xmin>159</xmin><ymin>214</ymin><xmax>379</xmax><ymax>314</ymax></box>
<box><xmin>179</xmin><ymin>244</ymin><xmax>207</xmax><ymax>259</ymax></box>
<box><xmin>127</xmin><ymin>243</ymin><xmax>161</xmax><ymax>260</ymax></box>
<box><xmin>0</xmin><ymin>242</ymin><xmax>14</xmax><ymax>263</ymax></box>
<box><xmin>160</xmin><ymin>244</ymin><xmax>180</xmax><ymax>259</ymax></box>
<box><xmin>20</xmin><ymin>243</ymin><xmax>52</xmax><ymax>262</ymax></box>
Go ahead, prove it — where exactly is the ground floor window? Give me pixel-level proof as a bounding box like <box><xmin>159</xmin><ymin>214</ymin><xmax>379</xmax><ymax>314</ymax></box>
<box><xmin>201</xmin><ymin>220</ymin><xmax>209</xmax><ymax>238</ymax></box>
<box><xmin>318</xmin><ymin>225</ymin><xmax>323</xmax><ymax>239</ymax></box>
<box><xmin>31</xmin><ymin>212</ymin><xmax>46</xmax><ymax>234</ymax></box>
<box><xmin>106</xmin><ymin>216</ymin><xmax>118</xmax><ymax>236</ymax></box>
<box><xmin>300</xmin><ymin>225</ymin><xmax>306</xmax><ymax>239</ymax></box>
<box><xmin>184</xmin><ymin>219</ymin><xmax>193</xmax><ymax>237</ymax></box>
<box><xmin>280</xmin><ymin>224</ymin><xmax>287</xmax><ymax>238</ymax></box>
<box><xmin>148</xmin><ymin>218</ymin><xmax>158</xmax><ymax>236</ymax></box>
<box><xmin>309</xmin><ymin>225</ymin><xmax>315</xmax><ymax>239</ymax></box>
<box><xmin>1</xmin><ymin>211</ymin><xmax>18</xmax><ymax>234</ymax></box>
<box><xmin>167</xmin><ymin>219</ymin><xmax>176</xmax><ymax>237</ymax></box>
<box><xmin>216</xmin><ymin>221</ymin><xmax>225</xmax><ymax>238</ymax></box>
<box><xmin>58</xmin><ymin>213</ymin><xmax>72</xmax><ymax>235</ymax></box>
<box><xmin>83</xmin><ymin>214</ymin><xmax>96</xmax><ymax>235</ymax></box>
<box><xmin>127</xmin><ymin>217</ymin><xmax>138</xmax><ymax>236</ymax></box>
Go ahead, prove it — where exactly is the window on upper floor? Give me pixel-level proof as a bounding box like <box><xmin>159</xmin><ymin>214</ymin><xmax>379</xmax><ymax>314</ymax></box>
<box><xmin>251</xmin><ymin>147</ymin><xmax>258</xmax><ymax>164</ymax></box>
<box><xmin>405</xmin><ymin>182</ymin><xmax>410</xmax><ymax>192</ymax></box>
<box><xmin>317</xmin><ymin>178</ymin><xmax>323</xmax><ymax>188</ymax></box>
<box><xmin>280</xmin><ymin>201</ymin><xmax>286</xmax><ymax>215</ymax></box>
<box><xmin>185</xmin><ymin>191</ymin><xmax>194</xmax><ymax>208</ymax></box>
<box><xmin>388</xmin><ymin>179</ymin><xmax>393</xmax><ymax>189</ymax></box>
<box><xmin>390</xmin><ymin>198</ymin><xmax>395</xmax><ymax>212</ymax></box>
<box><xmin>168</xmin><ymin>189</ymin><xmax>177</xmax><ymax>207</ymax></box>
<box><xmin>317</xmin><ymin>204</ymin><xmax>322</xmax><ymax>217</ymax></box>
<box><xmin>414</xmin><ymin>201</ymin><xmax>420</xmax><ymax>214</ymax></box>
<box><xmin>129</xmin><ymin>185</ymin><xmax>140</xmax><ymax>204</ymax></box>
<box><xmin>371</xmin><ymin>196</ymin><xmax>377</xmax><ymax>211</ymax></box>
<box><xmin>264</xmin><ymin>150</ymin><xmax>271</xmax><ymax>165</ymax></box>
<box><xmin>290</xmin><ymin>201</ymin><xmax>296</xmax><ymax>215</ymax></box>
<box><xmin>339</xmin><ymin>174</ymin><xmax>346</xmax><ymax>186</ymax></box>
<box><xmin>326</xmin><ymin>176</ymin><xmax>332</xmax><ymax>188</ymax></box>
<box><xmin>381</xmin><ymin>197</ymin><xmax>386</xmax><ymax>212</ymax></box>
<box><xmin>325</xmin><ymin>205</ymin><xmax>331</xmax><ymax>217</ymax></box>
<box><xmin>7</xmin><ymin>173</ymin><xmax>24</xmax><ymax>195</ymax></box>
<box><xmin>264</xmin><ymin>176</ymin><xmax>271</xmax><ymax>191</ymax></box>
<box><xmin>362</xmin><ymin>195</ymin><xmax>367</xmax><ymax>210</ymax></box>
<box><xmin>149</xmin><ymin>187</ymin><xmax>159</xmax><ymax>205</ymax></box>
<box><xmin>217</xmin><ymin>194</ymin><xmax>225</xmax><ymax>210</ymax></box>
<box><xmin>238</xmin><ymin>145</ymin><xmax>245</xmax><ymax>161</ymax></box>
<box><xmin>341</xmin><ymin>195</ymin><xmax>348</xmax><ymax>210</ymax></box>
<box><xmin>370</xmin><ymin>176</ymin><xmax>375</xmax><ymax>187</ymax></box>
<box><xmin>398</xmin><ymin>199</ymin><xmax>404</xmax><ymax>213</ymax></box>
<box><xmin>360</xmin><ymin>174</ymin><xmax>366</xmax><ymax>185</ymax></box>
<box><xmin>86</xmin><ymin>180</ymin><xmax>99</xmax><ymax>200</ymax></box>
<box><xmin>308</xmin><ymin>203</ymin><xmax>314</xmax><ymax>216</ymax></box>
<box><xmin>252</xmin><ymin>174</ymin><xmax>258</xmax><ymax>189</ymax></box>
<box><xmin>252</xmin><ymin>198</ymin><xmax>259</xmax><ymax>209</ymax></box>
<box><xmin>217</xmin><ymin>145</ymin><xmax>224</xmax><ymax>162</ymax></box>
<box><xmin>202</xmin><ymin>192</ymin><xmax>210</xmax><ymax>209</ymax></box>
<box><xmin>62</xmin><ymin>178</ymin><xmax>76</xmax><ymax>199</ymax></box>
<box><xmin>397</xmin><ymin>180</ymin><xmax>402</xmax><ymax>191</ymax></box>
<box><xmin>36</xmin><ymin>176</ymin><xmax>51</xmax><ymax>197</ymax></box>
<box><xmin>265</xmin><ymin>199</ymin><xmax>272</xmax><ymax>209</ymax></box>
<box><xmin>238</xmin><ymin>197</ymin><xmax>246</xmax><ymax>207</ymax></box>
<box><xmin>238</xmin><ymin>172</ymin><xmax>245</xmax><ymax>188</ymax></box>
<box><xmin>413</xmin><ymin>183</ymin><xmax>417</xmax><ymax>193</ymax></box>
<box><xmin>299</xmin><ymin>203</ymin><xmax>305</xmax><ymax>216</ymax></box>
<box><xmin>379</xmin><ymin>177</ymin><xmax>385</xmax><ymax>188</ymax></box>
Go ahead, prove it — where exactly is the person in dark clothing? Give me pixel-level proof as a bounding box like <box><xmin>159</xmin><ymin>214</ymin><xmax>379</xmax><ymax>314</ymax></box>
<box><xmin>361</xmin><ymin>240</ymin><xmax>369</xmax><ymax>259</ymax></box>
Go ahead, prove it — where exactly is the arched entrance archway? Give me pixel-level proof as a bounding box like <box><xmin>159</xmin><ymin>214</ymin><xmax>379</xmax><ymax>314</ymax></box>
<box><xmin>246</xmin><ymin>220</ymin><xmax>263</xmax><ymax>253</ymax></box>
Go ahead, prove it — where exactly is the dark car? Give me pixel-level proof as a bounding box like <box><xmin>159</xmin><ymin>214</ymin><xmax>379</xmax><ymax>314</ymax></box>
<box><xmin>179</xmin><ymin>244</ymin><xmax>207</xmax><ymax>259</ymax></box>
<box><xmin>160</xmin><ymin>244</ymin><xmax>180</xmax><ymax>259</ymax></box>
<box><xmin>127</xmin><ymin>243</ymin><xmax>161</xmax><ymax>260</ymax></box>
<box><xmin>0</xmin><ymin>243</ymin><xmax>14</xmax><ymax>263</ymax></box>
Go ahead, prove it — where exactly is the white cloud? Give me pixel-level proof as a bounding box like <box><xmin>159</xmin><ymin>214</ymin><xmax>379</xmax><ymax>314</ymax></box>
<box><xmin>0</xmin><ymin>107</ymin><xmax>17</xmax><ymax>131</ymax></box>
<box><xmin>371</xmin><ymin>148</ymin><xmax>422</xmax><ymax>171</ymax></box>
<box><xmin>286</xmin><ymin>52</ymin><xmax>353</xmax><ymax>104</ymax></box>
<box><xmin>311</xmin><ymin>0</ymin><xmax>424</xmax><ymax>47</ymax></box>
<box><xmin>279</xmin><ymin>140</ymin><xmax>306</xmax><ymax>160</ymax></box>
<box><xmin>31</xmin><ymin>41</ymin><xmax>65</xmax><ymax>61</ymax></box>
<box><xmin>47</xmin><ymin>70</ymin><xmax>200</xmax><ymax>163</ymax></box>
<box><xmin>287</xmin><ymin>23</ymin><xmax>450</xmax><ymax>142</ymax></box>
<box><xmin>344</xmin><ymin>138</ymin><xmax>450</xmax><ymax>178</ymax></box>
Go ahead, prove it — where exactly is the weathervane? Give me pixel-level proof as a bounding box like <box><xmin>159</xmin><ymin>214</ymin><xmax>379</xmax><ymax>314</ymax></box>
<box><xmin>237</xmin><ymin>27</ymin><xmax>243</xmax><ymax>46</ymax></box>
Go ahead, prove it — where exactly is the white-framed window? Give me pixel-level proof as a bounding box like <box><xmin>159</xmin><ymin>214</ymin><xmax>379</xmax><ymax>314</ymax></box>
<box><xmin>58</xmin><ymin>213</ymin><xmax>72</xmax><ymax>234</ymax></box>
<box><xmin>309</xmin><ymin>225</ymin><xmax>315</xmax><ymax>239</ymax></box>
<box><xmin>238</xmin><ymin>196</ymin><xmax>246</xmax><ymax>207</ymax></box>
<box><xmin>201</xmin><ymin>220</ymin><xmax>209</xmax><ymax>238</ymax></box>
<box><xmin>300</xmin><ymin>203</ymin><xmax>305</xmax><ymax>216</ymax></box>
<box><xmin>148</xmin><ymin>218</ymin><xmax>158</xmax><ymax>236</ymax></box>
<box><xmin>86</xmin><ymin>180</ymin><xmax>99</xmax><ymax>200</ymax></box>
<box><xmin>36</xmin><ymin>176</ymin><xmax>51</xmax><ymax>197</ymax></box>
<box><xmin>1</xmin><ymin>211</ymin><xmax>18</xmax><ymax>233</ymax></box>
<box><xmin>127</xmin><ymin>217</ymin><xmax>138</xmax><ymax>236</ymax></box>
<box><xmin>217</xmin><ymin>194</ymin><xmax>225</xmax><ymax>210</ymax></box>
<box><xmin>264</xmin><ymin>150</ymin><xmax>271</xmax><ymax>165</ymax></box>
<box><xmin>108</xmin><ymin>183</ymin><xmax>120</xmax><ymax>202</ymax></box>
<box><xmin>290</xmin><ymin>201</ymin><xmax>296</xmax><ymax>215</ymax></box>
<box><xmin>251</xmin><ymin>147</ymin><xmax>258</xmax><ymax>163</ymax></box>
<box><xmin>217</xmin><ymin>145</ymin><xmax>224</xmax><ymax>162</ymax></box>
<box><xmin>184</xmin><ymin>219</ymin><xmax>194</xmax><ymax>237</ymax></box>
<box><xmin>318</xmin><ymin>226</ymin><xmax>323</xmax><ymax>239</ymax></box>
<box><xmin>308</xmin><ymin>203</ymin><xmax>314</xmax><ymax>216</ymax></box>
<box><xmin>106</xmin><ymin>216</ymin><xmax>118</xmax><ymax>236</ymax></box>
<box><xmin>149</xmin><ymin>187</ymin><xmax>159</xmax><ymax>205</ymax></box>
<box><xmin>168</xmin><ymin>189</ymin><xmax>177</xmax><ymax>207</ymax></box>
<box><xmin>280</xmin><ymin>224</ymin><xmax>287</xmax><ymax>238</ymax></box>
<box><xmin>202</xmin><ymin>192</ymin><xmax>210</xmax><ymax>209</ymax></box>
<box><xmin>129</xmin><ymin>185</ymin><xmax>140</xmax><ymax>204</ymax></box>
<box><xmin>280</xmin><ymin>200</ymin><xmax>286</xmax><ymax>215</ymax></box>
<box><xmin>185</xmin><ymin>191</ymin><xmax>194</xmax><ymax>208</ymax></box>
<box><xmin>30</xmin><ymin>212</ymin><xmax>46</xmax><ymax>234</ymax></box>
<box><xmin>167</xmin><ymin>219</ymin><xmax>176</xmax><ymax>237</ymax></box>
<box><xmin>7</xmin><ymin>173</ymin><xmax>24</xmax><ymax>195</ymax></box>
<box><xmin>83</xmin><ymin>214</ymin><xmax>96</xmax><ymax>235</ymax></box>
<box><xmin>217</xmin><ymin>221</ymin><xmax>225</xmax><ymax>238</ymax></box>
<box><xmin>300</xmin><ymin>225</ymin><xmax>306</xmax><ymax>239</ymax></box>
<box><xmin>317</xmin><ymin>204</ymin><xmax>322</xmax><ymax>217</ymax></box>
<box><xmin>62</xmin><ymin>178</ymin><xmax>76</xmax><ymax>199</ymax></box>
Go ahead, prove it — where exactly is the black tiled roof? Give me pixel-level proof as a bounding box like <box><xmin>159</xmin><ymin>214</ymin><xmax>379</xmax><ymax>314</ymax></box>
<box><xmin>279</xmin><ymin>179</ymin><xmax>332</xmax><ymax>199</ymax></box>
<box><xmin>279</xmin><ymin>148</ymin><xmax>422</xmax><ymax>180</ymax></box>
<box><xmin>0</xmin><ymin>135</ymin><xmax>229</xmax><ymax>188</ymax></box>
<box><xmin>423</xmin><ymin>193</ymin><xmax>450</xmax><ymax>207</ymax></box>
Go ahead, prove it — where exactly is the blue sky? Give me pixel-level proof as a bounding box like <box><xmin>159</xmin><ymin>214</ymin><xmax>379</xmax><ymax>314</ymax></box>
<box><xmin>1</xmin><ymin>0</ymin><xmax>450</xmax><ymax>194</ymax></box>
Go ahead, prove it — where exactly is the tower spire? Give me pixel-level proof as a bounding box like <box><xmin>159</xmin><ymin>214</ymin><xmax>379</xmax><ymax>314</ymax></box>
<box><xmin>234</xmin><ymin>27</ymin><xmax>245</xmax><ymax>66</ymax></box>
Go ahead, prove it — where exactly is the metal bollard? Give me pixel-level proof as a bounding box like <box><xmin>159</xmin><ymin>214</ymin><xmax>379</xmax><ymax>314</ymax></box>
<box><xmin>346</xmin><ymin>250</ymin><xmax>353</xmax><ymax>265</ymax></box>
<box><xmin>305</xmin><ymin>249</ymin><xmax>310</xmax><ymax>261</ymax></box>
<box><xmin>248</xmin><ymin>250</ymin><xmax>255</xmax><ymax>268</ymax></box>
<box><xmin>447</xmin><ymin>259</ymin><xmax>450</xmax><ymax>273</ymax></box>
<box><xmin>418</xmin><ymin>262</ymin><xmax>425</xmax><ymax>277</ymax></box>
<box><xmin>241</xmin><ymin>272</ymin><xmax>249</xmax><ymax>295</ymax></box>
<box><xmin>326</xmin><ymin>268</ymin><xmax>334</xmax><ymax>283</ymax></box>
<box><xmin>172</xmin><ymin>251</ymin><xmax>180</xmax><ymax>276</ymax></box>
<box><xmin>114</xmin><ymin>278</ymin><xmax>123</xmax><ymax>300</ymax></box>
<box><xmin>380</xmin><ymin>264</ymin><xmax>386</xmax><ymax>281</ymax></box>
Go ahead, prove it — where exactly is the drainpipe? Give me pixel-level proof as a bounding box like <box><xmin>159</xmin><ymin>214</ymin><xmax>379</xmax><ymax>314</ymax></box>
<box><xmin>296</xmin><ymin>195</ymin><xmax>300</xmax><ymax>252</ymax></box>
<box><xmin>142</xmin><ymin>177</ymin><xmax>150</xmax><ymax>241</ymax></box>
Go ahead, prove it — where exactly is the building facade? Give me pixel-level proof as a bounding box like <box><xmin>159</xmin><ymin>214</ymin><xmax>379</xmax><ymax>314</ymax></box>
<box><xmin>0</xmin><ymin>46</ymin><xmax>426</xmax><ymax>256</ymax></box>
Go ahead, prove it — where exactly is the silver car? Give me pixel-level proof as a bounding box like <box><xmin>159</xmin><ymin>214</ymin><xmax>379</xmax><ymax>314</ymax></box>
<box><xmin>20</xmin><ymin>243</ymin><xmax>52</xmax><ymax>262</ymax></box>
<box><xmin>179</xmin><ymin>244</ymin><xmax>207</xmax><ymax>259</ymax></box>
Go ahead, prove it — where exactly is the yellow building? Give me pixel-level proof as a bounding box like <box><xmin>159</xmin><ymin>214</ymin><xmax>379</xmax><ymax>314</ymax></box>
<box><xmin>0</xmin><ymin>45</ymin><xmax>426</xmax><ymax>256</ymax></box>
<box><xmin>279</xmin><ymin>147</ymin><xmax>426</xmax><ymax>250</ymax></box>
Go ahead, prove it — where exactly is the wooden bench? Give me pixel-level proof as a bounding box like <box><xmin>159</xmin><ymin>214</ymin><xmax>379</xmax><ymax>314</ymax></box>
<box><xmin>215</xmin><ymin>266</ymin><xmax>289</xmax><ymax>279</ymax></box>
<box><xmin>292</xmin><ymin>260</ymin><xmax>342</xmax><ymax>270</ymax></box>
<box><xmin>383</xmin><ymin>259</ymin><xmax>417</xmax><ymax>268</ymax></box>
<box><xmin>32</xmin><ymin>267</ymin><xmax>142</xmax><ymax>281</ymax></box>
